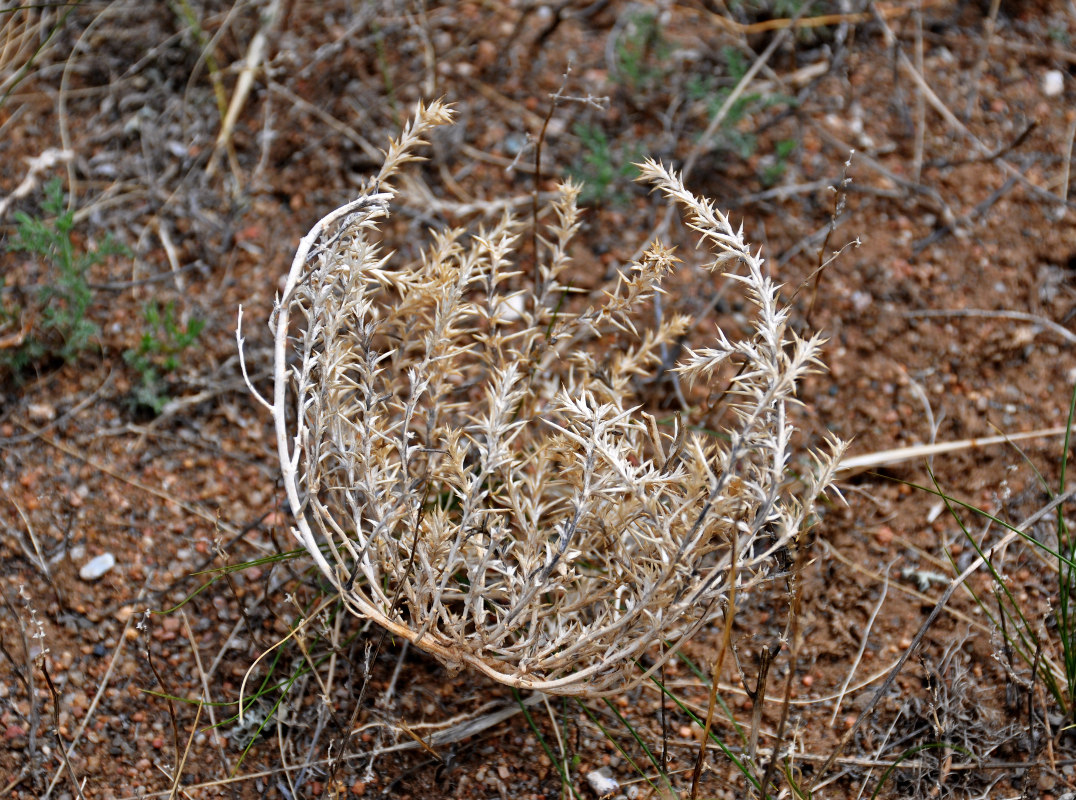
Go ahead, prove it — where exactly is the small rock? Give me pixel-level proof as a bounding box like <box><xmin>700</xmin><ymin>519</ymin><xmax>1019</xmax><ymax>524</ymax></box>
<box><xmin>851</xmin><ymin>290</ymin><xmax>872</xmax><ymax>312</ymax></box>
<box><xmin>27</xmin><ymin>403</ymin><xmax>56</xmax><ymax>423</ymax></box>
<box><xmin>79</xmin><ymin>553</ymin><xmax>116</xmax><ymax>581</ymax></box>
<box><xmin>1043</xmin><ymin>70</ymin><xmax>1064</xmax><ymax>97</ymax></box>
<box><xmin>161</xmin><ymin>616</ymin><xmax>182</xmax><ymax>633</ymax></box>
<box><xmin>586</xmin><ymin>769</ymin><xmax>620</xmax><ymax>798</ymax></box>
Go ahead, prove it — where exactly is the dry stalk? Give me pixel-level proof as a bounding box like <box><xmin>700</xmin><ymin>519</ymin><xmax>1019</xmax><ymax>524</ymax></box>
<box><xmin>241</xmin><ymin>100</ymin><xmax>844</xmax><ymax>697</ymax></box>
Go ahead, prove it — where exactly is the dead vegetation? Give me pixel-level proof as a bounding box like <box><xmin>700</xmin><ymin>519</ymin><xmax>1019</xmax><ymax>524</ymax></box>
<box><xmin>2</xmin><ymin>1</ymin><xmax>1076</xmax><ymax>798</ymax></box>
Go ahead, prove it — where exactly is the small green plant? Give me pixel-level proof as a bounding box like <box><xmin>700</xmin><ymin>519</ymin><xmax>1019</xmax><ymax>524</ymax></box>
<box><xmin>613</xmin><ymin>11</ymin><xmax>671</xmax><ymax>91</ymax></box>
<box><xmin>761</xmin><ymin>138</ymin><xmax>797</xmax><ymax>187</ymax></box>
<box><xmin>3</xmin><ymin>178</ymin><xmax>128</xmax><ymax>374</ymax></box>
<box><xmin>727</xmin><ymin>0</ymin><xmax>818</xmax><ymax>21</ymax></box>
<box><xmin>1049</xmin><ymin>26</ymin><xmax>1072</xmax><ymax>46</ymax></box>
<box><xmin>568</xmin><ymin>123</ymin><xmax>641</xmax><ymax>205</ymax></box>
<box><xmin>688</xmin><ymin>47</ymin><xmax>797</xmax><ymax>161</ymax></box>
<box><xmin>123</xmin><ymin>301</ymin><xmax>205</xmax><ymax>414</ymax></box>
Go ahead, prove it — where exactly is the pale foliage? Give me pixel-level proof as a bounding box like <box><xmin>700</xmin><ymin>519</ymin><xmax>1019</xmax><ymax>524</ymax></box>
<box><xmin>240</xmin><ymin>100</ymin><xmax>844</xmax><ymax>696</ymax></box>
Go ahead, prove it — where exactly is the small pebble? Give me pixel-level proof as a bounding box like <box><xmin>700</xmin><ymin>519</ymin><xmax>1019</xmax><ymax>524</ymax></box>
<box><xmin>1043</xmin><ymin>69</ymin><xmax>1064</xmax><ymax>97</ymax></box>
<box><xmin>585</xmin><ymin>769</ymin><xmax>619</xmax><ymax>798</ymax></box>
<box><xmin>79</xmin><ymin>553</ymin><xmax>116</xmax><ymax>581</ymax></box>
<box><xmin>27</xmin><ymin>402</ymin><xmax>57</xmax><ymax>423</ymax></box>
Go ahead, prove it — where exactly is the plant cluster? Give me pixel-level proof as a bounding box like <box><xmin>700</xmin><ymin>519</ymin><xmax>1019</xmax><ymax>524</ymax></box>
<box><xmin>686</xmin><ymin>46</ymin><xmax>797</xmax><ymax>166</ymax></box>
<box><xmin>123</xmin><ymin>301</ymin><xmax>205</xmax><ymax>414</ymax></box>
<box><xmin>2</xmin><ymin>178</ymin><xmax>128</xmax><ymax>375</ymax></box>
<box><xmin>612</xmin><ymin>11</ymin><xmax>671</xmax><ymax>91</ymax></box>
<box><xmin>569</xmin><ymin>123</ymin><xmax>642</xmax><ymax>206</ymax></box>
<box><xmin>242</xmin><ymin>100</ymin><xmax>843</xmax><ymax>697</ymax></box>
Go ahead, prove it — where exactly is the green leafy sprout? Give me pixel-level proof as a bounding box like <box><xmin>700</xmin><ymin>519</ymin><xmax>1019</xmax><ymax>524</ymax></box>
<box><xmin>687</xmin><ymin>47</ymin><xmax>797</xmax><ymax>161</ymax></box>
<box><xmin>124</xmin><ymin>300</ymin><xmax>205</xmax><ymax>414</ymax></box>
<box><xmin>3</xmin><ymin>177</ymin><xmax>129</xmax><ymax>373</ymax></box>
<box><xmin>568</xmin><ymin>123</ymin><xmax>641</xmax><ymax>206</ymax></box>
<box><xmin>613</xmin><ymin>11</ymin><xmax>671</xmax><ymax>91</ymax></box>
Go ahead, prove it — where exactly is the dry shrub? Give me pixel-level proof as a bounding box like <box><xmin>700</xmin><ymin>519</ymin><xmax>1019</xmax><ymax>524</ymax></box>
<box><xmin>240</xmin><ymin>100</ymin><xmax>844</xmax><ymax>696</ymax></box>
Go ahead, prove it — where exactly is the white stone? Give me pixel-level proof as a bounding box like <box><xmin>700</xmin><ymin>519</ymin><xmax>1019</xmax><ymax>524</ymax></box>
<box><xmin>79</xmin><ymin>553</ymin><xmax>116</xmax><ymax>581</ymax></box>
<box><xmin>1043</xmin><ymin>70</ymin><xmax>1064</xmax><ymax>97</ymax></box>
<box><xmin>27</xmin><ymin>403</ymin><xmax>56</xmax><ymax>423</ymax></box>
<box><xmin>585</xmin><ymin>769</ymin><xmax>619</xmax><ymax>797</ymax></box>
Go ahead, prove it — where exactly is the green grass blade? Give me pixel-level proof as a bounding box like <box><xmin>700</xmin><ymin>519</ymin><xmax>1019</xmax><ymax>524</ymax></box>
<box><xmin>513</xmin><ymin>689</ymin><xmax>583</xmax><ymax>800</ymax></box>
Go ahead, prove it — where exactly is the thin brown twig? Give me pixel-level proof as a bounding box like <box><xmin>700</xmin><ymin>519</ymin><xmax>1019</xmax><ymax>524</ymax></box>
<box><xmin>806</xmin><ymin>153</ymin><xmax>854</xmax><ymax>324</ymax></box>
<box><xmin>41</xmin><ymin>606</ymin><xmax>142</xmax><ymax>800</ymax></box>
<box><xmin>41</xmin><ymin>662</ymin><xmax>85</xmax><ymax>800</ymax></box>
<box><xmin>924</xmin><ymin>121</ymin><xmax>1038</xmax><ymax>170</ymax></box>
<box><xmin>655</xmin><ymin>655</ymin><xmax>905</xmax><ymax>710</ymax></box>
<box><xmin>275</xmin><ymin>81</ymin><xmax>383</xmax><ymax>161</ymax></box>
<box><xmin>1061</xmin><ymin>117</ymin><xmax>1076</xmax><ymax>204</ymax></box>
<box><xmin>179</xmin><ymin>610</ymin><xmax>234</xmax><ymax>791</ymax></box>
<box><xmin>531</xmin><ymin>68</ymin><xmax>571</xmax><ymax>290</ymax></box>
<box><xmin>964</xmin><ymin>0</ymin><xmax>1002</xmax><ymax>119</ymax></box>
<box><xmin>0</xmin><ymin>593</ymin><xmax>40</xmax><ymax>778</ymax></box>
<box><xmin>145</xmin><ymin>626</ymin><xmax>183</xmax><ymax>784</ymax></box>
<box><xmin>743</xmin><ymin>643</ymin><xmax>776</xmax><ymax>772</ymax></box>
<box><xmin>759</xmin><ymin>542</ymin><xmax>810</xmax><ymax>797</ymax></box>
<box><xmin>702</xmin><ymin>0</ymin><xmax>945</xmax><ymax>35</ymax></box>
<box><xmin>169</xmin><ymin>701</ymin><xmax>203</xmax><ymax>800</ymax></box>
<box><xmin>911</xmin><ymin>171</ymin><xmax>1023</xmax><ymax>253</ymax></box>
<box><xmin>911</xmin><ymin>2</ymin><xmax>925</xmax><ymax>183</ymax></box>
<box><xmin>690</xmin><ymin>534</ymin><xmax>737</xmax><ymax>800</ymax></box>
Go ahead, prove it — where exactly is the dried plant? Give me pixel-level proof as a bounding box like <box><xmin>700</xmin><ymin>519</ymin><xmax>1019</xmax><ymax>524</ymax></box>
<box><xmin>239</xmin><ymin>100</ymin><xmax>844</xmax><ymax>697</ymax></box>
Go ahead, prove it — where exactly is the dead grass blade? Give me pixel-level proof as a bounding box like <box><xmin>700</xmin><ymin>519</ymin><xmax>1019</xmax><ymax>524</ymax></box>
<box><xmin>836</xmin><ymin>427</ymin><xmax>1069</xmax><ymax>479</ymax></box>
<box><xmin>206</xmin><ymin>0</ymin><xmax>284</xmax><ymax>181</ymax></box>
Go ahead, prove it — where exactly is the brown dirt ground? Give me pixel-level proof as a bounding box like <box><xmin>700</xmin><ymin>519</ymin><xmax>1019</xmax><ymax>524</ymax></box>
<box><xmin>2</xmin><ymin>1</ymin><xmax>1076</xmax><ymax>798</ymax></box>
